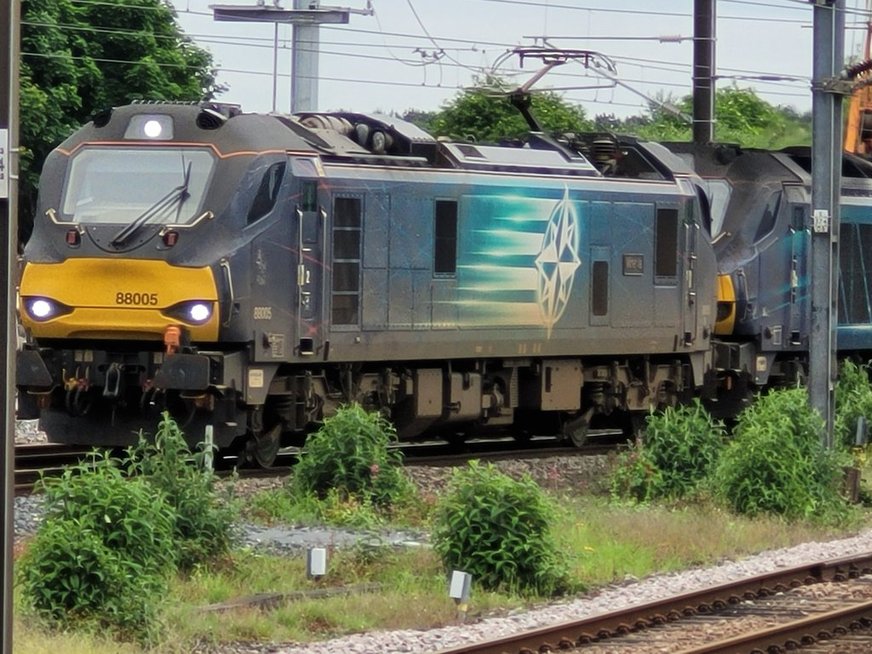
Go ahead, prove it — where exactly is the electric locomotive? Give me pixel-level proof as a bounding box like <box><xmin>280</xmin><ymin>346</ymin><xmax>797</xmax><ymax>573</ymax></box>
<box><xmin>665</xmin><ymin>142</ymin><xmax>872</xmax><ymax>417</ymax></box>
<box><xmin>16</xmin><ymin>102</ymin><xmax>718</xmax><ymax>464</ymax></box>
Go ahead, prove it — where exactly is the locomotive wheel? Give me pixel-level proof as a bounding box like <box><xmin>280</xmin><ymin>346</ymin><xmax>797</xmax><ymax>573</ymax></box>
<box><xmin>244</xmin><ymin>424</ymin><xmax>282</xmax><ymax>468</ymax></box>
<box><xmin>511</xmin><ymin>427</ymin><xmax>533</xmax><ymax>443</ymax></box>
<box><xmin>562</xmin><ymin>408</ymin><xmax>595</xmax><ymax>447</ymax></box>
<box><xmin>445</xmin><ymin>429</ymin><xmax>469</xmax><ymax>447</ymax></box>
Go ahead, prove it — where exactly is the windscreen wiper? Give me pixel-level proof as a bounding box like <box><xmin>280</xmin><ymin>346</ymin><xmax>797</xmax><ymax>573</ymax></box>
<box><xmin>111</xmin><ymin>160</ymin><xmax>192</xmax><ymax>248</ymax></box>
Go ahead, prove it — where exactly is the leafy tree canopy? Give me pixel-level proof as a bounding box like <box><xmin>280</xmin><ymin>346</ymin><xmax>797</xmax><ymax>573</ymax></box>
<box><xmin>19</xmin><ymin>0</ymin><xmax>222</xmax><ymax>242</ymax></box>
<box><xmin>425</xmin><ymin>75</ymin><xmax>593</xmax><ymax>143</ymax></box>
<box><xmin>412</xmin><ymin>81</ymin><xmax>809</xmax><ymax>151</ymax></box>
<box><xmin>620</xmin><ymin>86</ymin><xmax>811</xmax><ymax>148</ymax></box>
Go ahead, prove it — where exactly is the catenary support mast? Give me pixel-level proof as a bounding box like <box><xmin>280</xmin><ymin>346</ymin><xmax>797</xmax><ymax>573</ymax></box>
<box><xmin>212</xmin><ymin>1</ymin><xmax>371</xmax><ymax>113</ymax></box>
<box><xmin>809</xmin><ymin>0</ymin><xmax>844</xmax><ymax>446</ymax></box>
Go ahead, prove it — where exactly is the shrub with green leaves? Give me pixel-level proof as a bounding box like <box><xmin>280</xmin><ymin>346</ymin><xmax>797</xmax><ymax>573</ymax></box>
<box><xmin>17</xmin><ymin>519</ymin><xmax>163</xmax><ymax>641</ymax></box>
<box><xmin>609</xmin><ymin>443</ymin><xmax>663</xmax><ymax>503</ymax></box>
<box><xmin>18</xmin><ymin>451</ymin><xmax>176</xmax><ymax>642</ymax></box>
<box><xmin>126</xmin><ymin>412</ymin><xmax>237</xmax><ymax>570</ymax></box>
<box><xmin>835</xmin><ymin>359</ymin><xmax>872</xmax><ymax>450</ymax></box>
<box><xmin>642</xmin><ymin>400</ymin><xmax>725</xmax><ymax>497</ymax></box>
<box><xmin>610</xmin><ymin>400</ymin><xmax>724</xmax><ymax>501</ymax></box>
<box><xmin>713</xmin><ymin>388</ymin><xmax>846</xmax><ymax>520</ymax></box>
<box><xmin>291</xmin><ymin>403</ymin><xmax>415</xmax><ymax>511</ymax></box>
<box><xmin>431</xmin><ymin>460</ymin><xmax>570</xmax><ymax>596</ymax></box>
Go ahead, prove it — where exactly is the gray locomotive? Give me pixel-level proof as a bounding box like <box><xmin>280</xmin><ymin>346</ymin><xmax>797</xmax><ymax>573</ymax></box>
<box><xmin>665</xmin><ymin>142</ymin><xmax>872</xmax><ymax>417</ymax></box>
<box><xmin>16</xmin><ymin>102</ymin><xmax>718</xmax><ymax>464</ymax></box>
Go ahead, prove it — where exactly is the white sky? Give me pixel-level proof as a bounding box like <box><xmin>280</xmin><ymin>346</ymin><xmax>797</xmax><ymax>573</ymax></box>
<box><xmin>168</xmin><ymin>0</ymin><xmax>871</xmax><ymax>119</ymax></box>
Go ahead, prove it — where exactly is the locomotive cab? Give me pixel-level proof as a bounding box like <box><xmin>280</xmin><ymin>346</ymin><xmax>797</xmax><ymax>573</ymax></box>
<box><xmin>17</xmin><ymin>103</ymin><xmax>316</xmax><ymax>460</ymax></box>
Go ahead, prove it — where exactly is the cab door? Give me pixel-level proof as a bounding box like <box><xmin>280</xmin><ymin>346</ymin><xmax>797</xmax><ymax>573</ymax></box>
<box><xmin>683</xmin><ymin>203</ymin><xmax>700</xmax><ymax>345</ymax></box>
<box><xmin>786</xmin><ymin>197</ymin><xmax>808</xmax><ymax>346</ymax></box>
<box><xmin>292</xmin><ymin>159</ymin><xmax>325</xmax><ymax>357</ymax></box>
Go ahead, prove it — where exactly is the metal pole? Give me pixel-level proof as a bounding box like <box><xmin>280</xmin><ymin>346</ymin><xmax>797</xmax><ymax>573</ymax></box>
<box><xmin>692</xmin><ymin>0</ymin><xmax>716</xmax><ymax>144</ymax></box>
<box><xmin>212</xmin><ymin>4</ymin><xmax>356</xmax><ymax>114</ymax></box>
<box><xmin>810</xmin><ymin>0</ymin><xmax>843</xmax><ymax>446</ymax></box>
<box><xmin>292</xmin><ymin>0</ymin><xmax>320</xmax><ymax>112</ymax></box>
<box><xmin>0</xmin><ymin>0</ymin><xmax>19</xmax><ymax>650</ymax></box>
<box><xmin>272</xmin><ymin>23</ymin><xmax>279</xmax><ymax>113</ymax></box>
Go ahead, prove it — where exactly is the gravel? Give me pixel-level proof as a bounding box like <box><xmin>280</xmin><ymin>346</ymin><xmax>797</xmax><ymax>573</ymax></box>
<box><xmin>13</xmin><ymin>421</ymin><xmax>872</xmax><ymax>654</ymax></box>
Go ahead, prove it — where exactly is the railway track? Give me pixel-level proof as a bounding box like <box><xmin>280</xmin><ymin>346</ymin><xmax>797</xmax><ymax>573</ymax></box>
<box><xmin>15</xmin><ymin>434</ymin><xmax>620</xmax><ymax>490</ymax></box>
<box><xmin>435</xmin><ymin>552</ymin><xmax>872</xmax><ymax>654</ymax></box>
<box><xmin>14</xmin><ymin>443</ymin><xmax>97</xmax><ymax>491</ymax></box>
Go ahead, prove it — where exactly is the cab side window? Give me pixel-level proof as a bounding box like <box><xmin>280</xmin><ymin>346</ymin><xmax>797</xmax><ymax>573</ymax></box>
<box><xmin>247</xmin><ymin>162</ymin><xmax>286</xmax><ymax>224</ymax></box>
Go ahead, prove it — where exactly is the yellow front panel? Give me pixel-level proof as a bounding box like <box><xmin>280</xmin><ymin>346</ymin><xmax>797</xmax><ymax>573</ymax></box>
<box><xmin>713</xmin><ymin>273</ymin><xmax>736</xmax><ymax>336</ymax></box>
<box><xmin>19</xmin><ymin>258</ymin><xmax>219</xmax><ymax>341</ymax></box>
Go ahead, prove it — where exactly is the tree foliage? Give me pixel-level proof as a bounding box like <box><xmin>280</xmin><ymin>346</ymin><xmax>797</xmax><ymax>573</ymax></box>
<box><xmin>427</xmin><ymin>75</ymin><xmax>592</xmax><ymax>142</ymax></box>
<box><xmin>19</xmin><ymin>0</ymin><xmax>222</xmax><ymax>242</ymax></box>
<box><xmin>622</xmin><ymin>86</ymin><xmax>811</xmax><ymax>148</ymax></box>
<box><xmin>416</xmin><ymin>81</ymin><xmax>809</xmax><ymax>152</ymax></box>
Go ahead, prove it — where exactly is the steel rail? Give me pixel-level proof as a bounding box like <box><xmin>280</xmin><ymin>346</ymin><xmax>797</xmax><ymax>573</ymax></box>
<box><xmin>675</xmin><ymin>598</ymin><xmax>872</xmax><ymax>653</ymax></box>
<box><xmin>13</xmin><ymin>443</ymin><xmax>96</xmax><ymax>492</ymax></box>
<box><xmin>434</xmin><ymin>552</ymin><xmax>872</xmax><ymax>654</ymax></box>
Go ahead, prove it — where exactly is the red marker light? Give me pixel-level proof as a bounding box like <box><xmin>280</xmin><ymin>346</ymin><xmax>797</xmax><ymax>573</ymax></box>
<box><xmin>163</xmin><ymin>230</ymin><xmax>179</xmax><ymax>247</ymax></box>
<box><xmin>65</xmin><ymin>229</ymin><xmax>80</xmax><ymax>246</ymax></box>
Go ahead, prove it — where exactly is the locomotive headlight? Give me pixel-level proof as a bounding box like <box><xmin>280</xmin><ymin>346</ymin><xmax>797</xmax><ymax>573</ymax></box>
<box><xmin>164</xmin><ymin>300</ymin><xmax>214</xmax><ymax>325</ymax></box>
<box><xmin>188</xmin><ymin>303</ymin><xmax>211</xmax><ymax>323</ymax></box>
<box><xmin>23</xmin><ymin>297</ymin><xmax>72</xmax><ymax>322</ymax></box>
<box><xmin>143</xmin><ymin>120</ymin><xmax>163</xmax><ymax>138</ymax></box>
<box><xmin>124</xmin><ymin>114</ymin><xmax>174</xmax><ymax>140</ymax></box>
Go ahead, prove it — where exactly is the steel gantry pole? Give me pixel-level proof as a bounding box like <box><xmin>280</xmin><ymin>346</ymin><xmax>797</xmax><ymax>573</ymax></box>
<box><xmin>212</xmin><ymin>2</ymin><xmax>372</xmax><ymax>113</ymax></box>
<box><xmin>291</xmin><ymin>0</ymin><xmax>320</xmax><ymax>113</ymax></box>
<box><xmin>809</xmin><ymin>0</ymin><xmax>845</xmax><ymax>446</ymax></box>
<box><xmin>0</xmin><ymin>0</ymin><xmax>19</xmax><ymax>650</ymax></box>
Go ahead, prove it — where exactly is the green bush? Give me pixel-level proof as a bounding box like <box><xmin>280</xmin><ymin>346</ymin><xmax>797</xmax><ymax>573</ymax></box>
<box><xmin>609</xmin><ymin>444</ymin><xmax>663</xmax><ymax>503</ymax></box>
<box><xmin>610</xmin><ymin>400</ymin><xmax>724</xmax><ymax>501</ymax></box>
<box><xmin>291</xmin><ymin>403</ymin><xmax>415</xmax><ymax>511</ymax></box>
<box><xmin>713</xmin><ymin>388</ymin><xmax>846</xmax><ymax>520</ymax></box>
<box><xmin>431</xmin><ymin>461</ymin><xmax>570</xmax><ymax>596</ymax></box>
<box><xmin>18</xmin><ymin>451</ymin><xmax>175</xmax><ymax>642</ymax></box>
<box><xmin>835</xmin><ymin>359</ymin><xmax>872</xmax><ymax>450</ymax></box>
<box><xmin>127</xmin><ymin>412</ymin><xmax>237</xmax><ymax>570</ymax></box>
<box><xmin>17</xmin><ymin>519</ymin><xmax>162</xmax><ymax>642</ymax></box>
<box><xmin>641</xmin><ymin>400</ymin><xmax>725</xmax><ymax>497</ymax></box>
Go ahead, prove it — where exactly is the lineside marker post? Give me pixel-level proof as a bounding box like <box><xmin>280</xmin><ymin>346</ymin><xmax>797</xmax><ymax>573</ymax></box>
<box><xmin>449</xmin><ymin>570</ymin><xmax>472</xmax><ymax>623</ymax></box>
<box><xmin>204</xmin><ymin>424</ymin><xmax>214</xmax><ymax>472</ymax></box>
<box><xmin>307</xmin><ymin>547</ymin><xmax>327</xmax><ymax>580</ymax></box>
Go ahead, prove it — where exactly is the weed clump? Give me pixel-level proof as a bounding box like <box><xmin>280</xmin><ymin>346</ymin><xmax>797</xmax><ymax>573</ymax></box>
<box><xmin>18</xmin><ymin>450</ymin><xmax>176</xmax><ymax>643</ymax></box>
<box><xmin>713</xmin><ymin>388</ymin><xmax>847</xmax><ymax>521</ymax></box>
<box><xmin>431</xmin><ymin>460</ymin><xmax>571</xmax><ymax>596</ymax></box>
<box><xmin>835</xmin><ymin>359</ymin><xmax>872</xmax><ymax>450</ymax></box>
<box><xmin>290</xmin><ymin>403</ymin><xmax>416</xmax><ymax>523</ymax></box>
<box><xmin>18</xmin><ymin>413</ymin><xmax>237</xmax><ymax>643</ymax></box>
<box><xmin>126</xmin><ymin>412</ymin><xmax>237</xmax><ymax>570</ymax></box>
<box><xmin>611</xmin><ymin>400</ymin><xmax>725</xmax><ymax>501</ymax></box>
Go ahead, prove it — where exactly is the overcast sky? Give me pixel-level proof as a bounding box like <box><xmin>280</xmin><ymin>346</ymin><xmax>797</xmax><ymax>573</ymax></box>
<box><xmin>169</xmin><ymin>0</ymin><xmax>870</xmax><ymax>119</ymax></box>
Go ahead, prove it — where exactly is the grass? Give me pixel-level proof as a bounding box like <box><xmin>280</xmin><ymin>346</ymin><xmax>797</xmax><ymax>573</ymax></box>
<box><xmin>14</xmin><ymin>482</ymin><xmax>867</xmax><ymax>654</ymax></box>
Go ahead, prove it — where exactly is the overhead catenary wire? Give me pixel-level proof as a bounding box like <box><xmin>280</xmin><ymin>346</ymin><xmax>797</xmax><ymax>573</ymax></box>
<box><xmin>28</xmin><ymin>0</ymin><xmax>822</xmax><ymax>116</ymax></box>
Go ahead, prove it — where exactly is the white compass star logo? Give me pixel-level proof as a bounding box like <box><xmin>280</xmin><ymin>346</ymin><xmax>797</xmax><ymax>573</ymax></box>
<box><xmin>535</xmin><ymin>187</ymin><xmax>581</xmax><ymax>336</ymax></box>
